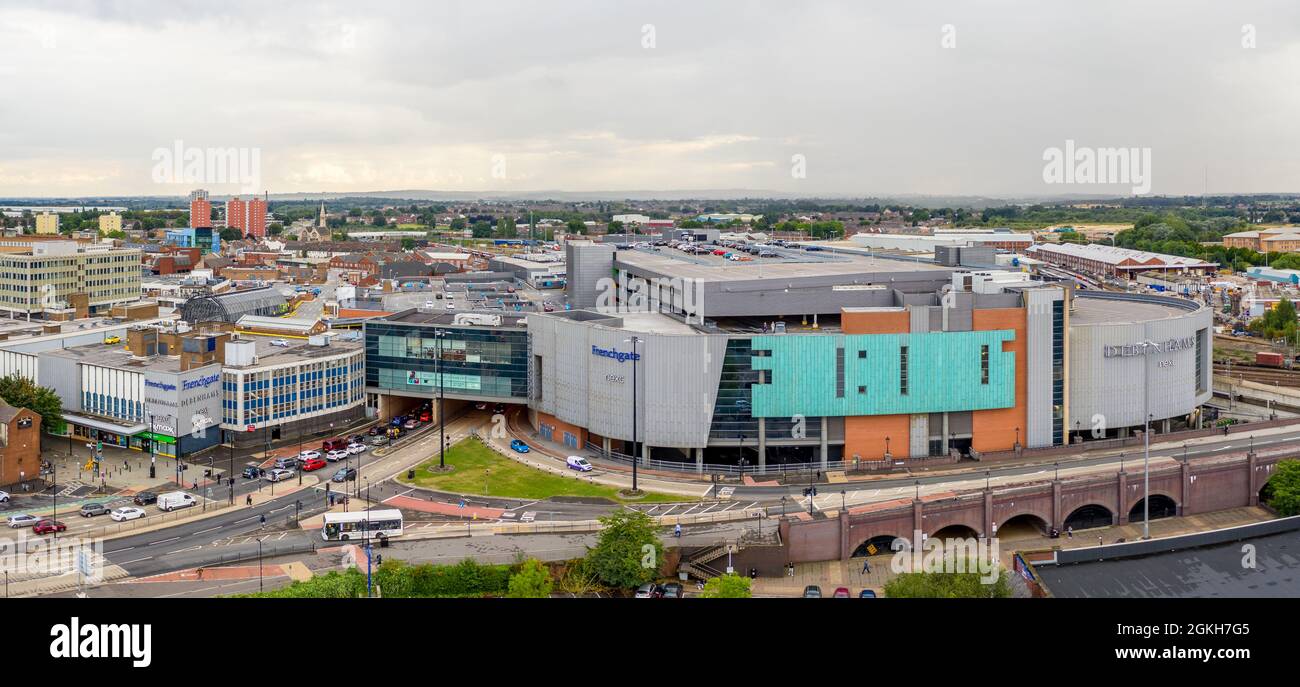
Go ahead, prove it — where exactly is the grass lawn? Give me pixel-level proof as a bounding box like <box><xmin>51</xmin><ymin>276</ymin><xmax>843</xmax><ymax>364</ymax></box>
<box><xmin>397</xmin><ymin>437</ymin><xmax>690</xmax><ymax>503</ymax></box>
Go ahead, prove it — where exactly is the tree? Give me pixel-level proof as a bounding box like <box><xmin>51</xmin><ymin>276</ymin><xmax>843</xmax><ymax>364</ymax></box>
<box><xmin>0</xmin><ymin>374</ymin><xmax>63</xmax><ymax>435</ymax></box>
<box><xmin>585</xmin><ymin>509</ymin><xmax>661</xmax><ymax>589</ymax></box>
<box><xmin>506</xmin><ymin>558</ymin><xmax>554</xmax><ymax>598</ymax></box>
<box><xmin>699</xmin><ymin>573</ymin><xmax>752</xmax><ymax>598</ymax></box>
<box><xmin>566</xmin><ymin>219</ymin><xmax>586</xmax><ymax>234</ymax></box>
<box><xmin>1247</xmin><ymin>297</ymin><xmax>1297</xmax><ymax>341</ymax></box>
<box><xmin>1261</xmin><ymin>459</ymin><xmax>1300</xmax><ymax>516</ymax></box>
<box><xmin>496</xmin><ymin>217</ymin><xmax>517</xmax><ymax>238</ymax></box>
<box><xmin>450</xmin><ymin>217</ymin><xmax>467</xmax><ymax>231</ymax></box>
<box><xmin>268</xmin><ymin>223</ymin><xmax>284</xmax><ymax>236</ymax></box>
<box><xmin>400</xmin><ymin>237</ymin><xmax>416</xmax><ymax>251</ymax></box>
<box><xmin>219</xmin><ymin>228</ymin><xmax>243</xmax><ymax>242</ymax></box>
<box><xmin>883</xmin><ymin>566</ymin><xmax>1011</xmax><ymax>598</ymax></box>
<box><xmin>371</xmin><ymin>214</ymin><xmax>387</xmax><ymax>227</ymax></box>
<box><xmin>470</xmin><ymin>221</ymin><xmax>493</xmax><ymax>239</ymax></box>
<box><xmin>608</xmin><ymin>220</ymin><xmax>624</xmax><ymax>232</ymax></box>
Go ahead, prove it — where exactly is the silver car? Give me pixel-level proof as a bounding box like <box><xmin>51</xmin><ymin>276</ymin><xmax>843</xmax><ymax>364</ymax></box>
<box><xmin>7</xmin><ymin>513</ymin><xmax>40</xmax><ymax>528</ymax></box>
<box><xmin>264</xmin><ymin>468</ymin><xmax>295</xmax><ymax>482</ymax></box>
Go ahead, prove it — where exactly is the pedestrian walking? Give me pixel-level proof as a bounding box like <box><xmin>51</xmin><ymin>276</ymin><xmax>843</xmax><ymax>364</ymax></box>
<box><xmin>1098</xmin><ymin>535</ymin><xmax>1103</xmax><ymax>547</ymax></box>
<box><xmin>1066</xmin><ymin>525</ymin><xmax>1073</xmax><ymax>539</ymax></box>
<box><xmin>259</xmin><ymin>513</ymin><xmax>266</xmax><ymax>528</ymax></box>
<box><xmin>861</xmin><ymin>558</ymin><xmax>871</xmax><ymax>575</ymax></box>
<box><xmin>246</xmin><ymin>494</ymin><xmax>253</xmax><ymax>507</ymax></box>
<box><xmin>674</xmin><ymin>523</ymin><xmax>682</xmax><ymax>538</ymax></box>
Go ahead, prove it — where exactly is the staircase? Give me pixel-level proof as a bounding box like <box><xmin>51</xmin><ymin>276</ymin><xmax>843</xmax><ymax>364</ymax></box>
<box><xmin>677</xmin><ymin>543</ymin><xmax>734</xmax><ymax>581</ymax></box>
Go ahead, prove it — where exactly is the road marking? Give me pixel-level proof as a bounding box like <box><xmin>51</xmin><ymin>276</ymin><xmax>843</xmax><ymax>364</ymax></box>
<box><xmin>500</xmin><ymin>512</ymin><xmax>517</xmax><ymax>518</ymax></box>
<box><xmin>681</xmin><ymin>504</ymin><xmax>701</xmax><ymax>515</ymax></box>
<box><xmin>521</xmin><ymin>512</ymin><xmax>537</xmax><ymax>522</ymax></box>
<box><xmin>193</xmin><ymin>526</ymin><xmax>223</xmax><ymax>535</ymax></box>
<box><xmin>659</xmin><ymin>505</ymin><xmax>677</xmax><ymax>516</ymax></box>
<box><xmin>699</xmin><ymin>503</ymin><xmax>718</xmax><ymax>514</ymax></box>
<box><xmin>170</xmin><ymin>546</ymin><xmax>202</xmax><ymax>554</ymax></box>
<box><xmin>117</xmin><ymin>556</ymin><xmax>153</xmax><ymax>565</ymax></box>
<box><xmin>148</xmin><ymin>537</ymin><xmax>180</xmax><ymax>546</ymax></box>
<box><xmin>105</xmin><ymin>546</ymin><xmax>134</xmax><ymax>554</ymax></box>
<box><xmin>717</xmin><ymin>487</ymin><xmax>735</xmax><ymax>499</ymax></box>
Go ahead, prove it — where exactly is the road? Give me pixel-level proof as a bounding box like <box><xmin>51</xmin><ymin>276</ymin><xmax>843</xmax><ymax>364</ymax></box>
<box><xmin>15</xmin><ymin>408</ymin><xmax>1300</xmax><ymax>588</ymax></box>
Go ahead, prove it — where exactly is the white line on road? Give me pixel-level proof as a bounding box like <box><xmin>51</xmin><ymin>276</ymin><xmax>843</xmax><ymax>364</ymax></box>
<box><xmin>193</xmin><ymin>526</ymin><xmax>223</xmax><ymax>535</ymax></box>
<box><xmin>117</xmin><ymin>556</ymin><xmax>153</xmax><ymax>565</ymax></box>
<box><xmin>147</xmin><ymin>537</ymin><xmax>179</xmax><ymax>546</ymax></box>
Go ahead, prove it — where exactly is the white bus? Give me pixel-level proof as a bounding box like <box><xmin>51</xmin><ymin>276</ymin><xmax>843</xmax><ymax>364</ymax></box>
<box><xmin>320</xmin><ymin>509</ymin><xmax>404</xmax><ymax>541</ymax></box>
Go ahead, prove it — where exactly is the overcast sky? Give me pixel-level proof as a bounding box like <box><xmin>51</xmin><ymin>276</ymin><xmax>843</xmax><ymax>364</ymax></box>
<box><xmin>2</xmin><ymin>0</ymin><xmax>1299</xmax><ymax>199</ymax></box>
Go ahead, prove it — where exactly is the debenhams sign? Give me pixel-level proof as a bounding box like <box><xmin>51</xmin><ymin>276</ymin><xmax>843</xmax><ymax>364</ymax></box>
<box><xmin>1104</xmin><ymin>336</ymin><xmax>1196</xmax><ymax>359</ymax></box>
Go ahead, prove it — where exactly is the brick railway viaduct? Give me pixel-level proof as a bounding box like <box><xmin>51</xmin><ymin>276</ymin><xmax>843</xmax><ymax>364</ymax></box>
<box><xmin>780</xmin><ymin>448</ymin><xmax>1292</xmax><ymax>562</ymax></box>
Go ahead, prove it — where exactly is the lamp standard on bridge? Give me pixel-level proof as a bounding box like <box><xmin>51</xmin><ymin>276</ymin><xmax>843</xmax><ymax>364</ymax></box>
<box><xmin>985</xmin><ymin>469</ymin><xmax>990</xmax><ymax>491</ymax></box>
<box><xmin>1054</xmin><ymin>461</ymin><xmax>1059</xmax><ymax>481</ymax></box>
<box><xmin>1138</xmin><ymin>338</ymin><xmax>1160</xmax><ymax>540</ymax></box>
<box><xmin>914</xmin><ymin>479</ymin><xmax>920</xmax><ymax>501</ymax></box>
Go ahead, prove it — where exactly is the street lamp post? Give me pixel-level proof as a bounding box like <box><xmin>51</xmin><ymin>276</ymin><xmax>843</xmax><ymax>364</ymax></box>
<box><xmin>985</xmin><ymin>469</ymin><xmax>990</xmax><ymax>491</ymax></box>
<box><xmin>1054</xmin><ymin>461</ymin><xmax>1059</xmax><ymax>481</ymax></box>
<box><xmin>257</xmin><ymin>536</ymin><xmax>264</xmax><ymax>593</ymax></box>
<box><xmin>624</xmin><ymin>336</ymin><xmax>643</xmax><ymax>493</ymax></box>
<box><xmin>437</xmin><ymin>329</ymin><xmax>447</xmax><ymax>469</ymax></box>
<box><xmin>228</xmin><ymin>430</ymin><xmax>235</xmax><ymax>505</ymax></box>
<box><xmin>914</xmin><ymin>479</ymin><xmax>920</xmax><ymax>500</ymax></box>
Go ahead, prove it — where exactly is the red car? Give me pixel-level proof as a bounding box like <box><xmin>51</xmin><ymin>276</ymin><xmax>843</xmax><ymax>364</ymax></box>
<box><xmin>419</xmin><ymin>411</ymin><xmax>431</xmax><ymax>422</ymax></box>
<box><xmin>33</xmin><ymin>520</ymin><xmax>67</xmax><ymax>535</ymax></box>
<box><xmin>301</xmin><ymin>458</ymin><xmax>327</xmax><ymax>472</ymax></box>
<box><xmin>832</xmin><ymin>587</ymin><xmax>851</xmax><ymax>598</ymax></box>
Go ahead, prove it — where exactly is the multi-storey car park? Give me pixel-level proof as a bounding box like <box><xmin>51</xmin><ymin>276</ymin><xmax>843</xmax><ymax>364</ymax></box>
<box><xmin>360</xmin><ymin>239</ymin><xmax>1214</xmax><ymax>474</ymax></box>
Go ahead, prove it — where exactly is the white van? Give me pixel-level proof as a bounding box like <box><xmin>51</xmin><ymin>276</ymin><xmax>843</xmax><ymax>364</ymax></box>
<box><xmin>157</xmin><ymin>491</ymin><xmax>196</xmax><ymax>512</ymax></box>
<box><xmin>566</xmin><ymin>456</ymin><xmax>593</xmax><ymax>472</ymax></box>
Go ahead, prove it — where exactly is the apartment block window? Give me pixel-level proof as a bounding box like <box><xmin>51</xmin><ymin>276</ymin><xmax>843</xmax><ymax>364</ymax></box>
<box><xmin>835</xmin><ymin>347</ymin><xmax>845</xmax><ymax>398</ymax></box>
<box><xmin>899</xmin><ymin>345</ymin><xmax>909</xmax><ymax>395</ymax></box>
<box><xmin>857</xmin><ymin>350</ymin><xmax>866</xmax><ymax>359</ymax></box>
<box><xmin>858</xmin><ymin>385</ymin><xmax>866</xmax><ymax>394</ymax></box>
<box><xmin>980</xmin><ymin>344</ymin><xmax>990</xmax><ymax>385</ymax></box>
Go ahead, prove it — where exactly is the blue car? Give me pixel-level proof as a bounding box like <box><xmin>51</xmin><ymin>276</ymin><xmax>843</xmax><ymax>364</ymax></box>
<box><xmin>510</xmin><ymin>439</ymin><xmax>530</xmax><ymax>453</ymax></box>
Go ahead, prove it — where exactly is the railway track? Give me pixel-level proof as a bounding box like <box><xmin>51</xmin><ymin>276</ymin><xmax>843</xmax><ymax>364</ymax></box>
<box><xmin>1213</xmin><ymin>363</ymin><xmax>1300</xmax><ymax>388</ymax></box>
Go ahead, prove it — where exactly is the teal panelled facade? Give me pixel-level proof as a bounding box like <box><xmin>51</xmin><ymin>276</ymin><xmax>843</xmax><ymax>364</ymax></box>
<box><xmin>750</xmin><ymin>331</ymin><xmax>1016</xmax><ymax>417</ymax></box>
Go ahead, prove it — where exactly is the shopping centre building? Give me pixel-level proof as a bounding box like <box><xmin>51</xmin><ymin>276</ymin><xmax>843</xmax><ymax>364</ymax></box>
<box><xmin>362</xmin><ymin>242</ymin><xmax>1213</xmax><ymax>473</ymax></box>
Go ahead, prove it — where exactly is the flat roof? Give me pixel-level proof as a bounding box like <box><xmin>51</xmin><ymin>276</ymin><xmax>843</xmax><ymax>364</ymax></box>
<box><xmin>225</xmin><ymin>335</ymin><xmax>361</xmax><ymax>368</ymax></box>
<box><xmin>1036</xmin><ymin>528</ymin><xmax>1300</xmax><ymax>598</ymax></box>
<box><xmin>1070</xmin><ymin>293</ymin><xmax>1200</xmax><ymax>326</ymax></box>
<box><xmin>615</xmin><ymin>247</ymin><xmax>949</xmax><ymax>283</ymax></box>
<box><xmin>380</xmin><ymin>310</ymin><xmax>529</xmax><ymax>327</ymax></box>
<box><xmin>45</xmin><ymin>342</ymin><xmax>188</xmax><ymax>372</ymax></box>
